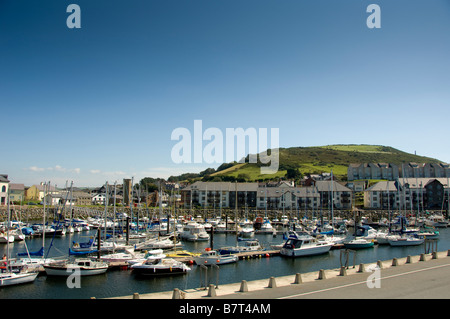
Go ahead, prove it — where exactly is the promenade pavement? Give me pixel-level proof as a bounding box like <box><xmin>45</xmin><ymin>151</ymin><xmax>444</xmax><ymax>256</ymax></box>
<box><xmin>109</xmin><ymin>250</ymin><xmax>450</xmax><ymax>299</ymax></box>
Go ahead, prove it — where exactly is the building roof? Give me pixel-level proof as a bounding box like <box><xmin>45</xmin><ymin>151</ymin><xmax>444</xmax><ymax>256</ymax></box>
<box><xmin>314</xmin><ymin>180</ymin><xmax>352</xmax><ymax>192</ymax></box>
<box><xmin>397</xmin><ymin>177</ymin><xmax>449</xmax><ymax>188</ymax></box>
<box><xmin>9</xmin><ymin>183</ymin><xmax>24</xmax><ymax>190</ymax></box>
<box><xmin>183</xmin><ymin>181</ymin><xmax>258</xmax><ymax>192</ymax></box>
<box><xmin>0</xmin><ymin>174</ymin><xmax>9</xmax><ymax>183</ymax></box>
<box><xmin>365</xmin><ymin>181</ymin><xmax>398</xmax><ymax>192</ymax></box>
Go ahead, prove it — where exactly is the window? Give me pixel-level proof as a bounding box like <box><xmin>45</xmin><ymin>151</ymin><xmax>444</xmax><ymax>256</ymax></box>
<box><xmin>1</xmin><ymin>186</ymin><xmax>5</xmax><ymax>192</ymax></box>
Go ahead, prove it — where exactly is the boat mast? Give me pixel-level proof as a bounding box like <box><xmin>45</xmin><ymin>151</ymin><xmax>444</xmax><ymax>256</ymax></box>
<box><xmin>331</xmin><ymin>170</ymin><xmax>334</xmax><ymax>231</ymax></box>
<box><xmin>104</xmin><ymin>181</ymin><xmax>108</xmax><ymax>242</ymax></box>
<box><xmin>6</xmin><ymin>186</ymin><xmax>11</xmax><ymax>272</ymax></box>
<box><xmin>42</xmin><ymin>182</ymin><xmax>47</xmax><ymax>257</ymax></box>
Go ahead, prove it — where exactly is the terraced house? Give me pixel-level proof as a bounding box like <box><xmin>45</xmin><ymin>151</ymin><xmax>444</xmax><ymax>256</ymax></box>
<box><xmin>364</xmin><ymin>177</ymin><xmax>450</xmax><ymax>210</ymax></box>
<box><xmin>181</xmin><ymin>180</ymin><xmax>353</xmax><ymax>210</ymax></box>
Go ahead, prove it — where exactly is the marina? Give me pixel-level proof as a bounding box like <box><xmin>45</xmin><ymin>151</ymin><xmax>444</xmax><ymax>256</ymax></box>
<box><xmin>0</xmin><ymin>211</ymin><xmax>449</xmax><ymax>299</ymax></box>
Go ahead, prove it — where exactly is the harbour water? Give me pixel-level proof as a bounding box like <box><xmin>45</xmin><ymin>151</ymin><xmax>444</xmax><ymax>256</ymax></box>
<box><xmin>1</xmin><ymin>227</ymin><xmax>449</xmax><ymax>299</ymax></box>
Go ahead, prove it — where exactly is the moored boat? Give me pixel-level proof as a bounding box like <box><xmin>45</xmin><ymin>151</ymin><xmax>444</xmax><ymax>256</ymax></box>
<box><xmin>343</xmin><ymin>237</ymin><xmax>375</xmax><ymax>249</ymax></box>
<box><xmin>193</xmin><ymin>249</ymin><xmax>238</xmax><ymax>265</ymax></box>
<box><xmin>130</xmin><ymin>251</ymin><xmax>191</xmax><ymax>276</ymax></box>
<box><xmin>280</xmin><ymin>237</ymin><xmax>333</xmax><ymax>257</ymax></box>
<box><xmin>43</xmin><ymin>258</ymin><xmax>109</xmax><ymax>276</ymax></box>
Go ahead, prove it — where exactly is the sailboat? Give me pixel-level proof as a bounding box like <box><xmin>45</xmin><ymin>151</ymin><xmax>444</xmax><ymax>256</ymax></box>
<box><xmin>0</xmin><ymin>190</ymin><xmax>38</xmax><ymax>286</ymax></box>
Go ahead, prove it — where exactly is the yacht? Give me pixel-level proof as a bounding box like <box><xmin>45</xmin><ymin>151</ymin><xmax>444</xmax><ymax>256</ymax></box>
<box><xmin>130</xmin><ymin>251</ymin><xmax>191</xmax><ymax>276</ymax></box>
<box><xmin>343</xmin><ymin>237</ymin><xmax>375</xmax><ymax>249</ymax></box>
<box><xmin>180</xmin><ymin>222</ymin><xmax>210</xmax><ymax>241</ymax></box>
<box><xmin>193</xmin><ymin>249</ymin><xmax>238</xmax><ymax>265</ymax></box>
<box><xmin>280</xmin><ymin>236</ymin><xmax>333</xmax><ymax>257</ymax></box>
<box><xmin>257</xmin><ymin>219</ymin><xmax>274</xmax><ymax>234</ymax></box>
<box><xmin>239</xmin><ymin>224</ymin><xmax>255</xmax><ymax>238</ymax></box>
<box><xmin>218</xmin><ymin>239</ymin><xmax>262</xmax><ymax>254</ymax></box>
<box><xmin>425</xmin><ymin>214</ymin><xmax>448</xmax><ymax>228</ymax></box>
<box><xmin>388</xmin><ymin>234</ymin><xmax>425</xmax><ymax>246</ymax></box>
<box><xmin>43</xmin><ymin>258</ymin><xmax>109</xmax><ymax>276</ymax></box>
<box><xmin>0</xmin><ymin>271</ymin><xmax>38</xmax><ymax>287</ymax></box>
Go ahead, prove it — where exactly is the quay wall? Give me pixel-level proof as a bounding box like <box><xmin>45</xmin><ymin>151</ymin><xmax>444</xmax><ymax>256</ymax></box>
<box><xmin>0</xmin><ymin>206</ymin><xmax>444</xmax><ymax>223</ymax></box>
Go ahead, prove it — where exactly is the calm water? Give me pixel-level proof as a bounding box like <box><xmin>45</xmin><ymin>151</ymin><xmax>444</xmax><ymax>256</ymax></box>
<box><xmin>1</xmin><ymin>227</ymin><xmax>449</xmax><ymax>299</ymax></box>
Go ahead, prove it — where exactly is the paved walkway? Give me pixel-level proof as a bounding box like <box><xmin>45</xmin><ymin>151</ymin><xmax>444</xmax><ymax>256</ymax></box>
<box><xmin>109</xmin><ymin>250</ymin><xmax>450</xmax><ymax>299</ymax></box>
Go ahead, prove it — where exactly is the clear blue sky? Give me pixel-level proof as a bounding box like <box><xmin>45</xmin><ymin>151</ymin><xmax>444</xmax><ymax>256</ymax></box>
<box><xmin>1</xmin><ymin>0</ymin><xmax>450</xmax><ymax>187</ymax></box>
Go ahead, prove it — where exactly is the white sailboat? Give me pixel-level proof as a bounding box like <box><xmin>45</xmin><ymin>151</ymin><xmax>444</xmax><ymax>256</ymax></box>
<box><xmin>0</xmin><ymin>190</ymin><xmax>38</xmax><ymax>287</ymax></box>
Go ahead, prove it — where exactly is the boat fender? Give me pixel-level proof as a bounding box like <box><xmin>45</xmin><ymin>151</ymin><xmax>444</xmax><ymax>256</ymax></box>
<box><xmin>217</xmin><ymin>260</ymin><xmax>220</xmax><ymax>263</ymax></box>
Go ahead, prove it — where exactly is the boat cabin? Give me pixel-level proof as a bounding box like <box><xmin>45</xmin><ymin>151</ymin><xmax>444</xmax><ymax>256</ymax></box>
<box><xmin>282</xmin><ymin>238</ymin><xmax>316</xmax><ymax>249</ymax></box>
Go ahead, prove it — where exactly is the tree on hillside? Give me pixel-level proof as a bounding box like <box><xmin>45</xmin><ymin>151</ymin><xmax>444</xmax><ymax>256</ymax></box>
<box><xmin>286</xmin><ymin>168</ymin><xmax>302</xmax><ymax>180</ymax></box>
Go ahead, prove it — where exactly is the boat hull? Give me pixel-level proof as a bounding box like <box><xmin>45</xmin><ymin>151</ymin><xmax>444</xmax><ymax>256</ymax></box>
<box><xmin>0</xmin><ymin>272</ymin><xmax>38</xmax><ymax>286</ymax></box>
<box><xmin>44</xmin><ymin>265</ymin><xmax>108</xmax><ymax>276</ymax></box>
<box><xmin>194</xmin><ymin>255</ymin><xmax>238</xmax><ymax>265</ymax></box>
<box><xmin>344</xmin><ymin>242</ymin><xmax>374</xmax><ymax>249</ymax></box>
<box><xmin>131</xmin><ymin>266</ymin><xmax>190</xmax><ymax>276</ymax></box>
<box><xmin>280</xmin><ymin>244</ymin><xmax>333</xmax><ymax>257</ymax></box>
<box><xmin>388</xmin><ymin>239</ymin><xmax>424</xmax><ymax>246</ymax></box>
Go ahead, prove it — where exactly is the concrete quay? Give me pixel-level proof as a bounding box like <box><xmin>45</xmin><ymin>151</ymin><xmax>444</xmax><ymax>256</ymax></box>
<box><xmin>109</xmin><ymin>250</ymin><xmax>450</xmax><ymax>299</ymax></box>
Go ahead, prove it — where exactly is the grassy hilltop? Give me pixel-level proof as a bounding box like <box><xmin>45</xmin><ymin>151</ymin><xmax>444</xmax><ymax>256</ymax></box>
<box><xmin>205</xmin><ymin>144</ymin><xmax>443</xmax><ymax>181</ymax></box>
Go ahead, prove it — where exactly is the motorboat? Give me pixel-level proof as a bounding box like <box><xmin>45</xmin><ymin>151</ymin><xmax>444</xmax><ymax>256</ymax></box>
<box><xmin>218</xmin><ymin>239</ymin><xmax>262</xmax><ymax>254</ymax></box>
<box><xmin>425</xmin><ymin>214</ymin><xmax>448</xmax><ymax>228</ymax></box>
<box><xmin>130</xmin><ymin>250</ymin><xmax>191</xmax><ymax>276</ymax></box>
<box><xmin>375</xmin><ymin>231</ymin><xmax>399</xmax><ymax>245</ymax></box>
<box><xmin>214</xmin><ymin>221</ymin><xmax>227</xmax><ymax>233</ymax></box>
<box><xmin>0</xmin><ymin>231</ymin><xmax>14</xmax><ymax>243</ymax></box>
<box><xmin>99</xmin><ymin>248</ymin><xmax>145</xmax><ymax>263</ymax></box>
<box><xmin>280</xmin><ymin>237</ymin><xmax>333</xmax><ymax>257</ymax></box>
<box><xmin>43</xmin><ymin>258</ymin><xmax>109</xmax><ymax>276</ymax></box>
<box><xmin>135</xmin><ymin>236</ymin><xmax>182</xmax><ymax>250</ymax></box>
<box><xmin>257</xmin><ymin>219</ymin><xmax>274</xmax><ymax>234</ymax></box>
<box><xmin>239</xmin><ymin>224</ymin><xmax>255</xmax><ymax>238</ymax></box>
<box><xmin>193</xmin><ymin>249</ymin><xmax>238</xmax><ymax>265</ymax></box>
<box><xmin>180</xmin><ymin>222</ymin><xmax>210</xmax><ymax>241</ymax></box>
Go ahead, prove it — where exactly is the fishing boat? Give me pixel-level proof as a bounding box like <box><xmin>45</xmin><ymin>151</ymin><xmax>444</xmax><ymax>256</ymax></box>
<box><xmin>180</xmin><ymin>222</ymin><xmax>210</xmax><ymax>241</ymax></box>
<box><xmin>193</xmin><ymin>249</ymin><xmax>238</xmax><ymax>265</ymax></box>
<box><xmin>280</xmin><ymin>236</ymin><xmax>334</xmax><ymax>257</ymax></box>
<box><xmin>43</xmin><ymin>258</ymin><xmax>109</xmax><ymax>276</ymax></box>
<box><xmin>130</xmin><ymin>251</ymin><xmax>191</xmax><ymax>276</ymax></box>
<box><xmin>218</xmin><ymin>239</ymin><xmax>262</xmax><ymax>254</ymax></box>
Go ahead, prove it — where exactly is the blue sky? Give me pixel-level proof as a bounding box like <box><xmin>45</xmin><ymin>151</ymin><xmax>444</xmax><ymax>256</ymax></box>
<box><xmin>1</xmin><ymin>0</ymin><xmax>450</xmax><ymax>187</ymax></box>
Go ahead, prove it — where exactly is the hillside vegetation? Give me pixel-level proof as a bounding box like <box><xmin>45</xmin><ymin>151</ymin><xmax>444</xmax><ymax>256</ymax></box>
<box><xmin>167</xmin><ymin>144</ymin><xmax>443</xmax><ymax>182</ymax></box>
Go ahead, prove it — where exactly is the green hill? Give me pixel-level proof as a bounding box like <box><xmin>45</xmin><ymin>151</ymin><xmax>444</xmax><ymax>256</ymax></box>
<box><xmin>207</xmin><ymin>144</ymin><xmax>444</xmax><ymax>181</ymax></box>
